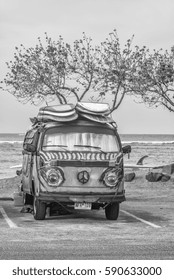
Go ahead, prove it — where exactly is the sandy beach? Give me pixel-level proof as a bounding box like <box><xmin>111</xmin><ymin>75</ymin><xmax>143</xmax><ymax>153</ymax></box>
<box><xmin>0</xmin><ymin>176</ymin><xmax>21</xmax><ymax>199</ymax></box>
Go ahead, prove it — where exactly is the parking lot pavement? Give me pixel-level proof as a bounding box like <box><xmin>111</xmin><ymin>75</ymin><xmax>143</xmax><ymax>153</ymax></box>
<box><xmin>0</xmin><ymin>198</ymin><xmax>172</xmax><ymax>230</ymax></box>
<box><xmin>0</xmin><ymin>200</ymin><xmax>164</xmax><ymax>229</ymax></box>
<box><xmin>0</xmin><ymin>200</ymin><xmax>174</xmax><ymax>259</ymax></box>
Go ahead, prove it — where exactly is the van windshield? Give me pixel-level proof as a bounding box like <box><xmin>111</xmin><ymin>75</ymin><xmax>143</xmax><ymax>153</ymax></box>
<box><xmin>42</xmin><ymin>126</ymin><xmax>120</xmax><ymax>153</ymax></box>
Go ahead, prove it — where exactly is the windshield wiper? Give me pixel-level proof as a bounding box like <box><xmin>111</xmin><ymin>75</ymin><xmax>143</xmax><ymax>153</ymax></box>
<box><xmin>42</xmin><ymin>145</ymin><xmax>70</xmax><ymax>152</ymax></box>
<box><xmin>74</xmin><ymin>144</ymin><xmax>106</xmax><ymax>153</ymax></box>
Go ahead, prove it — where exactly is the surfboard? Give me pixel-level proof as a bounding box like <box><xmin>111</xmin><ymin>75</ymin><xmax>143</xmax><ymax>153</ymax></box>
<box><xmin>79</xmin><ymin>112</ymin><xmax>114</xmax><ymax>123</ymax></box>
<box><xmin>40</xmin><ymin>104</ymin><xmax>75</xmax><ymax>113</ymax></box>
<box><xmin>76</xmin><ymin>102</ymin><xmax>110</xmax><ymax>115</ymax></box>
<box><xmin>124</xmin><ymin>164</ymin><xmax>165</xmax><ymax>169</ymax></box>
<box><xmin>37</xmin><ymin>112</ymin><xmax>78</xmax><ymax>122</ymax></box>
<box><xmin>38</xmin><ymin>104</ymin><xmax>77</xmax><ymax>122</ymax></box>
<box><xmin>10</xmin><ymin>165</ymin><xmax>22</xmax><ymax>169</ymax></box>
<box><xmin>38</xmin><ymin>109</ymin><xmax>76</xmax><ymax>117</ymax></box>
<box><xmin>10</xmin><ymin>163</ymin><xmax>169</xmax><ymax>170</ymax></box>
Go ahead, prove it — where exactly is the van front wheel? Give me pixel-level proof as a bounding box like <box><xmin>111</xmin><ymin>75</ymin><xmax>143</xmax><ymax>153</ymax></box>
<box><xmin>105</xmin><ymin>202</ymin><xmax>119</xmax><ymax>220</ymax></box>
<box><xmin>33</xmin><ymin>197</ymin><xmax>46</xmax><ymax>220</ymax></box>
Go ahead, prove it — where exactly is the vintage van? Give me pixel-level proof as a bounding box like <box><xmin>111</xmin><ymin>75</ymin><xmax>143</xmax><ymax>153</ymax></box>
<box><xmin>21</xmin><ymin>104</ymin><xmax>130</xmax><ymax>220</ymax></box>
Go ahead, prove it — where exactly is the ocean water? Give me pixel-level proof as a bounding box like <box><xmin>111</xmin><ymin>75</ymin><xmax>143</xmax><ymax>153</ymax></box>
<box><xmin>0</xmin><ymin>133</ymin><xmax>24</xmax><ymax>179</ymax></box>
<box><xmin>120</xmin><ymin>134</ymin><xmax>174</xmax><ymax>168</ymax></box>
<box><xmin>0</xmin><ymin>133</ymin><xmax>174</xmax><ymax>179</ymax></box>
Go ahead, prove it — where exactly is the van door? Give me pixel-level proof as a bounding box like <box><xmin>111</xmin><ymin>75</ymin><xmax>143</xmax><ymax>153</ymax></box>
<box><xmin>22</xmin><ymin>128</ymin><xmax>40</xmax><ymax>194</ymax></box>
<box><xmin>22</xmin><ymin>151</ymin><xmax>33</xmax><ymax>194</ymax></box>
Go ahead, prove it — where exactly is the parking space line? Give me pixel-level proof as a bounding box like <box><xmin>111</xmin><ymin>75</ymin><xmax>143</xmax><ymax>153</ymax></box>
<box><xmin>0</xmin><ymin>207</ymin><xmax>18</xmax><ymax>228</ymax></box>
<box><xmin>120</xmin><ymin>210</ymin><xmax>161</xmax><ymax>228</ymax></box>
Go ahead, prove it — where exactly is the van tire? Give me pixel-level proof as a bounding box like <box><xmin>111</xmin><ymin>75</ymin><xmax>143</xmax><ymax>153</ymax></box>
<box><xmin>105</xmin><ymin>202</ymin><xmax>119</xmax><ymax>220</ymax></box>
<box><xmin>23</xmin><ymin>193</ymin><xmax>33</xmax><ymax>205</ymax></box>
<box><xmin>33</xmin><ymin>197</ymin><xmax>46</xmax><ymax>220</ymax></box>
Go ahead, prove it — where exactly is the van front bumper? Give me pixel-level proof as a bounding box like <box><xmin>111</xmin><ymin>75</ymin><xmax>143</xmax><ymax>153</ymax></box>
<box><xmin>36</xmin><ymin>191</ymin><xmax>126</xmax><ymax>204</ymax></box>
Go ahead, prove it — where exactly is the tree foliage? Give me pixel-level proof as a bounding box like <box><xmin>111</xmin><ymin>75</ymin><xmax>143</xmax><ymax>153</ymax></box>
<box><xmin>1</xmin><ymin>30</ymin><xmax>174</xmax><ymax>112</ymax></box>
<box><xmin>131</xmin><ymin>47</ymin><xmax>174</xmax><ymax>112</ymax></box>
<box><xmin>1</xmin><ymin>32</ymin><xmax>109</xmax><ymax>106</ymax></box>
<box><xmin>99</xmin><ymin>32</ymin><xmax>149</xmax><ymax>112</ymax></box>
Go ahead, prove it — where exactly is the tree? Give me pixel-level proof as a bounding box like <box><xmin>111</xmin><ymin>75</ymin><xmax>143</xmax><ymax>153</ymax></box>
<box><xmin>131</xmin><ymin>47</ymin><xmax>174</xmax><ymax>112</ymax></box>
<box><xmin>1</xmin><ymin>33</ymin><xmax>108</xmax><ymax>106</ymax></box>
<box><xmin>0</xmin><ymin>30</ymin><xmax>152</xmax><ymax>111</ymax></box>
<box><xmin>98</xmin><ymin>30</ymin><xmax>150</xmax><ymax>112</ymax></box>
<box><xmin>1</xmin><ymin>34</ymin><xmax>75</xmax><ymax>105</ymax></box>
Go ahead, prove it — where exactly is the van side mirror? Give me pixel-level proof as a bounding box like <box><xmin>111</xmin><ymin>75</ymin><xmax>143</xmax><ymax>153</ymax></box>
<box><xmin>122</xmin><ymin>145</ymin><xmax>131</xmax><ymax>157</ymax></box>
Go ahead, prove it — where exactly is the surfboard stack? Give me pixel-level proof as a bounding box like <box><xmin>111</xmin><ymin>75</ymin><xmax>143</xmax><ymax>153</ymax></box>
<box><xmin>76</xmin><ymin>102</ymin><xmax>114</xmax><ymax>123</ymax></box>
<box><xmin>31</xmin><ymin>102</ymin><xmax>114</xmax><ymax>125</ymax></box>
<box><xmin>37</xmin><ymin>104</ymin><xmax>78</xmax><ymax>122</ymax></box>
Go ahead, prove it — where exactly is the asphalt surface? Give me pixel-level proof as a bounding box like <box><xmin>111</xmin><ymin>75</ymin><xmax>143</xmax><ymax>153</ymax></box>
<box><xmin>0</xmin><ymin>185</ymin><xmax>174</xmax><ymax>260</ymax></box>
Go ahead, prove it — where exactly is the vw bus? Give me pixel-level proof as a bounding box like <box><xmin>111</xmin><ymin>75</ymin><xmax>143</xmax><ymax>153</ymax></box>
<box><xmin>21</xmin><ymin>104</ymin><xmax>130</xmax><ymax>220</ymax></box>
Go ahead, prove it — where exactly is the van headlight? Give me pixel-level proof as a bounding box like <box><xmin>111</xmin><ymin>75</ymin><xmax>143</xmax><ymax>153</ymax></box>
<box><xmin>104</xmin><ymin>172</ymin><xmax>118</xmax><ymax>187</ymax></box>
<box><xmin>104</xmin><ymin>171</ymin><xmax>118</xmax><ymax>187</ymax></box>
<box><xmin>40</xmin><ymin>167</ymin><xmax>65</xmax><ymax>187</ymax></box>
<box><xmin>46</xmin><ymin>169</ymin><xmax>63</xmax><ymax>187</ymax></box>
<box><xmin>100</xmin><ymin>167</ymin><xmax>123</xmax><ymax>188</ymax></box>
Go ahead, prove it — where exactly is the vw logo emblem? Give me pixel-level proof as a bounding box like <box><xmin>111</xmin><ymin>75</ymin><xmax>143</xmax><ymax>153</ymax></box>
<box><xmin>77</xmin><ymin>170</ymin><xmax>90</xmax><ymax>184</ymax></box>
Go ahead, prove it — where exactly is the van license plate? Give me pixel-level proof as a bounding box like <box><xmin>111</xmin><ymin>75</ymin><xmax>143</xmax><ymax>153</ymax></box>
<box><xmin>74</xmin><ymin>202</ymin><xmax>92</xmax><ymax>210</ymax></box>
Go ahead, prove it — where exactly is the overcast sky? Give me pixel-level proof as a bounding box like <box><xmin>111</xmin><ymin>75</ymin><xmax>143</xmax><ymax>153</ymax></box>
<box><xmin>0</xmin><ymin>0</ymin><xmax>174</xmax><ymax>134</ymax></box>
